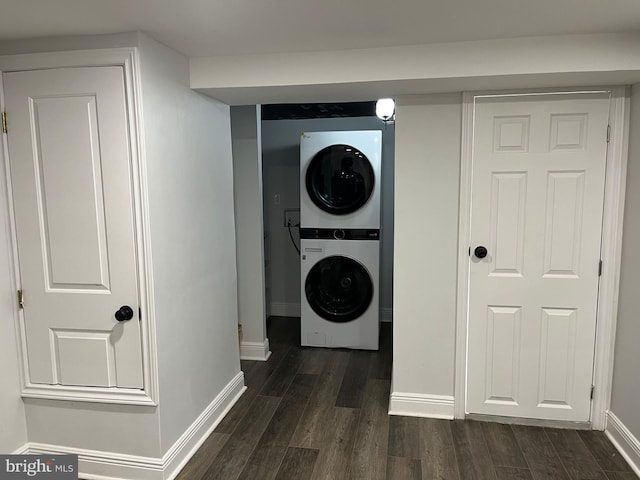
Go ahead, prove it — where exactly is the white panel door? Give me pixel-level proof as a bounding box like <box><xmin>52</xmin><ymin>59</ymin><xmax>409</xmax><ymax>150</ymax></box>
<box><xmin>4</xmin><ymin>67</ymin><xmax>143</xmax><ymax>388</ymax></box>
<box><xmin>467</xmin><ymin>92</ymin><xmax>610</xmax><ymax>421</ymax></box>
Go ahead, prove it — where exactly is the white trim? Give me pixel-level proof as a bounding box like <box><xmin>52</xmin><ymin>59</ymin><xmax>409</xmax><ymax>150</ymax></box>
<box><xmin>28</xmin><ymin>443</ymin><xmax>163</xmax><ymax>480</ymax></box>
<box><xmin>0</xmin><ymin>48</ymin><xmax>142</xmax><ymax>72</ymax></box>
<box><xmin>605</xmin><ymin>411</ymin><xmax>640</xmax><ymax>477</ymax></box>
<box><xmin>162</xmin><ymin>371</ymin><xmax>246</xmax><ymax>480</ymax></box>
<box><xmin>126</xmin><ymin>45</ymin><xmax>161</xmax><ymax>408</ymax></box>
<box><xmin>240</xmin><ymin>339</ymin><xmax>272</xmax><ymax>361</ymax></box>
<box><xmin>269</xmin><ymin>302</ymin><xmax>300</xmax><ymax>317</ymax></box>
<box><xmin>388</xmin><ymin>392</ymin><xmax>455</xmax><ymax>419</ymax></box>
<box><xmin>455</xmin><ymin>87</ymin><xmax>630</xmax><ymax>424</ymax></box>
<box><xmin>0</xmin><ymin>55</ymin><xmax>31</xmax><ymax>418</ymax></box>
<box><xmin>454</xmin><ymin>91</ymin><xmax>475</xmax><ymax>419</ymax></box>
<box><xmin>591</xmin><ymin>86</ymin><xmax>630</xmax><ymax>429</ymax></box>
<box><xmin>20</xmin><ymin>384</ymin><xmax>157</xmax><ymax>406</ymax></box>
<box><xmin>0</xmin><ymin>47</ymin><xmax>160</xmax><ymax>406</ymax></box>
<box><xmin>24</xmin><ymin>372</ymin><xmax>246</xmax><ymax>480</ymax></box>
<box><xmin>380</xmin><ymin>308</ymin><xmax>393</xmax><ymax>322</ymax></box>
<box><xmin>12</xmin><ymin>443</ymin><xmax>29</xmax><ymax>454</ymax></box>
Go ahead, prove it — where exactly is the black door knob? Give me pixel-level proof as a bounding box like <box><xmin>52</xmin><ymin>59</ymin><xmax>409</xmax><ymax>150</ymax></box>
<box><xmin>474</xmin><ymin>246</ymin><xmax>488</xmax><ymax>259</ymax></box>
<box><xmin>115</xmin><ymin>305</ymin><xmax>134</xmax><ymax>322</ymax></box>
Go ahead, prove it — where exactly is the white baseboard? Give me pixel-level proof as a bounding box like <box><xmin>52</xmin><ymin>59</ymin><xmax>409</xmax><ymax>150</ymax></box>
<box><xmin>380</xmin><ymin>308</ymin><xmax>393</xmax><ymax>322</ymax></box>
<box><xmin>25</xmin><ymin>372</ymin><xmax>247</xmax><ymax>480</ymax></box>
<box><xmin>240</xmin><ymin>339</ymin><xmax>272</xmax><ymax>361</ymax></box>
<box><xmin>28</xmin><ymin>443</ymin><xmax>162</xmax><ymax>480</ymax></box>
<box><xmin>389</xmin><ymin>392</ymin><xmax>455</xmax><ymax>419</ymax></box>
<box><xmin>12</xmin><ymin>443</ymin><xmax>29</xmax><ymax>454</ymax></box>
<box><xmin>605</xmin><ymin>411</ymin><xmax>640</xmax><ymax>477</ymax></box>
<box><xmin>163</xmin><ymin>371</ymin><xmax>246</xmax><ymax>479</ymax></box>
<box><xmin>269</xmin><ymin>302</ymin><xmax>300</xmax><ymax>317</ymax></box>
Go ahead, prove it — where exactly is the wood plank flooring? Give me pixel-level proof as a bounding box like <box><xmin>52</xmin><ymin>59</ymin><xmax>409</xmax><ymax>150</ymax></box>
<box><xmin>176</xmin><ymin>316</ymin><xmax>636</xmax><ymax>480</ymax></box>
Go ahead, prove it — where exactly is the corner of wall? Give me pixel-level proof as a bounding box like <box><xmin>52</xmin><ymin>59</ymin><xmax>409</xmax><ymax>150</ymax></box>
<box><xmin>388</xmin><ymin>392</ymin><xmax>455</xmax><ymax>419</ymax></box>
<box><xmin>239</xmin><ymin>339</ymin><xmax>271</xmax><ymax>361</ymax></box>
<box><xmin>231</xmin><ymin>105</ymin><xmax>268</xmax><ymax>348</ymax></box>
<box><xmin>162</xmin><ymin>372</ymin><xmax>246</xmax><ymax>480</ymax></box>
<box><xmin>391</xmin><ymin>95</ymin><xmax>461</xmax><ymax>402</ymax></box>
<box><xmin>137</xmin><ymin>34</ymin><xmax>241</xmax><ymax>456</ymax></box>
<box><xmin>609</xmin><ymin>82</ymin><xmax>640</xmax><ymax>460</ymax></box>
<box><xmin>606</xmin><ymin>411</ymin><xmax>640</xmax><ymax>477</ymax></box>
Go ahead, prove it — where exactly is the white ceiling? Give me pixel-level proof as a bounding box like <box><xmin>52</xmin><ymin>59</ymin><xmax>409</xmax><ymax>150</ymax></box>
<box><xmin>0</xmin><ymin>0</ymin><xmax>639</xmax><ymax>57</ymax></box>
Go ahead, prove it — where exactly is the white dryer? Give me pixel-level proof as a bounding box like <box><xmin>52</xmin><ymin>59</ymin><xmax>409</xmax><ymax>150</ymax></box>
<box><xmin>300</xmin><ymin>228</ymin><xmax>379</xmax><ymax>350</ymax></box>
<box><xmin>300</xmin><ymin>130</ymin><xmax>382</xmax><ymax>229</ymax></box>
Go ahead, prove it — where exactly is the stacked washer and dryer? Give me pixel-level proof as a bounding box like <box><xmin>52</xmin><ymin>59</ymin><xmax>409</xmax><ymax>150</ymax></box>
<box><xmin>299</xmin><ymin>130</ymin><xmax>382</xmax><ymax>350</ymax></box>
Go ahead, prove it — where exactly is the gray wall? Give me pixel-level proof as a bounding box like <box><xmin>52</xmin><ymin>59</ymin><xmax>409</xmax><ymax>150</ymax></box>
<box><xmin>231</xmin><ymin>106</ymin><xmax>267</xmax><ymax>347</ymax></box>
<box><xmin>610</xmin><ymin>84</ymin><xmax>640</xmax><ymax>440</ymax></box>
<box><xmin>261</xmin><ymin>117</ymin><xmax>395</xmax><ymax>317</ymax></box>
<box><xmin>137</xmin><ymin>33</ymin><xmax>241</xmax><ymax>454</ymax></box>
<box><xmin>392</xmin><ymin>94</ymin><xmax>462</xmax><ymax>399</ymax></box>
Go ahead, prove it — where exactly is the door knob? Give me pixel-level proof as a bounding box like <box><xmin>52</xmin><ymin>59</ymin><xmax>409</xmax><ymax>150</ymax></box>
<box><xmin>115</xmin><ymin>305</ymin><xmax>135</xmax><ymax>322</ymax></box>
<box><xmin>474</xmin><ymin>246</ymin><xmax>488</xmax><ymax>259</ymax></box>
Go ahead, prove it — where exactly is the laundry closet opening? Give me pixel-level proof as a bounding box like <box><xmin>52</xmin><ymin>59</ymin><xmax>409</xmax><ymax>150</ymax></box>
<box><xmin>232</xmin><ymin>101</ymin><xmax>395</xmax><ymax>356</ymax></box>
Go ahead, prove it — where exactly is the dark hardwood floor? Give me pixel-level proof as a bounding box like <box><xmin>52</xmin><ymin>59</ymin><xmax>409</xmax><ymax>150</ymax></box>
<box><xmin>176</xmin><ymin>316</ymin><xmax>636</xmax><ymax>480</ymax></box>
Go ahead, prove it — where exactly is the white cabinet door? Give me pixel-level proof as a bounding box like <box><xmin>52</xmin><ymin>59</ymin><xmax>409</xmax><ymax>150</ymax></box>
<box><xmin>467</xmin><ymin>92</ymin><xmax>610</xmax><ymax>421</ymax></box>
<box><xmin>4</xmin><ymin>66</ymin><xmax>143</xmax><ymax>388</ymax></box>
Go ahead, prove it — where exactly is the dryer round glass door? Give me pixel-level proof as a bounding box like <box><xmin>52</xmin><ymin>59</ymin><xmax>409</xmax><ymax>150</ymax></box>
<box><xmin>305</xmin><ymin>255</ymin><xmax>373</xmax><ymax>323</ymax></box>
<box><xmin>305</xmin><ymin>144</ymin><xmax>375</xmax><ymax>215</ymax></box>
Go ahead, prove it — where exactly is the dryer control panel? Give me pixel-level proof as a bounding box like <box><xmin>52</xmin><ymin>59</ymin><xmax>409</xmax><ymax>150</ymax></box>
<box><xmin>300</xmin><ymin>228</ymin><xmax>379</xmax><ymax>240</ymax></box>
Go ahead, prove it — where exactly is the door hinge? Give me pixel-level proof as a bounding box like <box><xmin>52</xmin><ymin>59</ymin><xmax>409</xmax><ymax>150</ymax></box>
<box><xmin>598</xmin><ymin>259</ymin><xmax>603</xmax><ymax>276</ymax></box>
<box><xmin>17</xmin><ymin>289</ymin><xmax>24</xmax><ymax>309</ymax></box>
<box><xmin>591</xmin><ymin>385</ymin><xmax>595</xmax><ymax>399</ymax></box>
<box><xmin>606</xmin><ymin>124</ymin><xmax>611</xmax><ymax>143</ymax></box>
<box><xmin>1</xmin><ymin>112</ymin><xmax>7</xmax><ymax>134</ymax></box>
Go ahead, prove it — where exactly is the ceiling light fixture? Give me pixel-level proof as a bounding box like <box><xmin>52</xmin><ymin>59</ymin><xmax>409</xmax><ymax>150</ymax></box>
<box><xmin>375</xmin><ymin>98</ymin><xmax>395</xmax><ymax>124</ymax></box>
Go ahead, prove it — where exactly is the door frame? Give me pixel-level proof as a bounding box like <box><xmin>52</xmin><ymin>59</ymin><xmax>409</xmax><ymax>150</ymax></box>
<box><xmin>454</xmin><ymin>87</ymin><xmax>630</xmax><ymax>429</ymax></box>
<box><xmin>0</xmin><ymin>48</ymin><xmax>159</xmax><ymax>405</ymax></box>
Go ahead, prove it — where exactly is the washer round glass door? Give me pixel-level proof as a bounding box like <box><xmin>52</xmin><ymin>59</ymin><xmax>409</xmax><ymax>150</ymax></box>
<box><xmin>305</xmin><ymin>144</ymin><xmax>375</xmax><ymax>215</ymax></box>
<box><xmin>305</xmin><ymin>255</ymin><xmax>373</xmax><ymax>323</ymax></box>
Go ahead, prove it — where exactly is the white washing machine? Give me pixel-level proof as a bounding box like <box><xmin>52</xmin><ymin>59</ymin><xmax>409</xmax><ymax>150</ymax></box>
<box><xmin>300</xmin><ymin>130</ymin><xmax>382</xmax><ymax>229</ymax></box>
<box><xmin>300</xmin><ymin>228</ymin><xmax>380</xmax><ymax>350</ymax></box>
